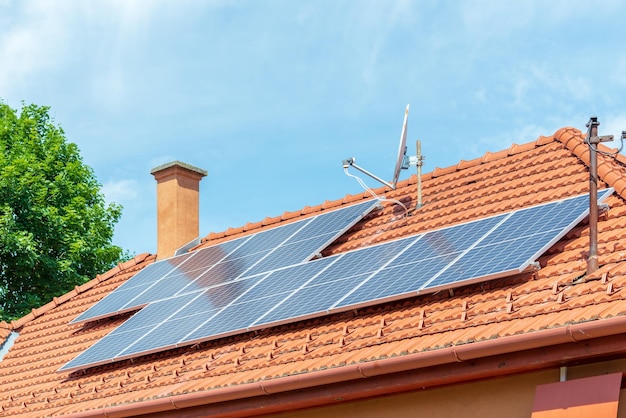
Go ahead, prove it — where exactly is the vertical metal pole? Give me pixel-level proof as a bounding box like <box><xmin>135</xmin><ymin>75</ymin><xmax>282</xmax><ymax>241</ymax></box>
<box><xmin>587</xmin><ymin>117</ymin><xmax>599</xmax><ymax>275</ymax></box>
<box><xmin>416</xmin><ymin>140</ymin><xmax>423</xmax><ymax>209</ymax></box>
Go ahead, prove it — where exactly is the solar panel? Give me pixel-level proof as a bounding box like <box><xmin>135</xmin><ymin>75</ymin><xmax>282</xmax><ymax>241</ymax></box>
<box><xmin>333</xmin><ymin>189</ymin><xmax>612</xmax><ymax>309</ymax></box>
<box><xmin>72</xmin><ymin>199</ymin><xmax>379</xmax><ymax>324</ymax></box>
<box><xmin>61</xmin><ymin>190</ymin><xmax>612</xmax><ymax>372</ymax></box>
<box><xmin>255</xmin><ymin>238</ymin><xmax>411</xmax><ymax>326</ymax></box>
<box><xmin>424</xmin><ymin>188</ymin><xmax>602</xmax><ymax>291</ymax></box>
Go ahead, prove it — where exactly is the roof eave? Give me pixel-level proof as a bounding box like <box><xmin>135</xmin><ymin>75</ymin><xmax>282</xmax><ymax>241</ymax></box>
<box><xmin>60</xmin><ymin>314</ymin><xmax>626</xmax><ymax>418</ymax></box>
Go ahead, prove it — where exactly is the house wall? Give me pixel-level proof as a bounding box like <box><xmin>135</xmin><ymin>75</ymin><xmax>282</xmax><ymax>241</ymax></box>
<box><xmin>266</xmin><ymin>358</ymin><xmax>626</xmax><ymax>418</ymax></box>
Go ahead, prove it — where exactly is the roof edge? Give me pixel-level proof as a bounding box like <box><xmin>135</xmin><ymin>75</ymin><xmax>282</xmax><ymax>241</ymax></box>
<box><xmin>0</xmin><ymin>321</ymin><xmax>12</xmax><ymax>350</ymax></box>
<box><xmin>553</xmin><ymin>127</ymin><xmax>626</xmax><ymax>199</ymax></box>
<box><xmin>9</xmin><ymin>253</ymin><xmax>153</xmax><ymax>330</ymax></box>
<box><xmin>61</xmin><ymin>314</ymin><xmax>626</xmax><ymax>418</ymax></box>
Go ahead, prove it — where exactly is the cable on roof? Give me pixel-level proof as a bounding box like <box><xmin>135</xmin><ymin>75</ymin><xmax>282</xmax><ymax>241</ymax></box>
<box><xmin>584</xmin><ymin>130</ymin><xmax>626</xmax><ymax>157</ymax></box>
<box><xmin>343</xmin><ymin>167</ymin><xmax>409</xmax><ymax>218</ymax></box>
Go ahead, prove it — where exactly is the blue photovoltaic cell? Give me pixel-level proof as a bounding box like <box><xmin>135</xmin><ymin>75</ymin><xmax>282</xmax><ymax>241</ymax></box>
<box><xmin>62</xmin><ymin>292</ymin><xmax>199</xmax><ymax>370</ymax></box>
<box><xmin>62</xmin><ymin>191</ymin><xmax>612</xmax><ymax>372</ymax></box>
<box><xmin>121</xmin><ymin>238</ymin><xmax>251</xmax><ymax>309</ymax></box>
<box><xmin>239</xmin><ymin>257</ymin><xmax>337</xmax><ymax>303</ymax></box>
<box><xmin>118</xmin><ymin>321</ymin><xmax>197</xmax><ymax>357</ymax></box>
<box><xmin>70</xmin><ymin>242</ymin><xmax>239</xmax><ymax>323</ymax></box>
<box><xmin>426</xmin><ymin>231</ymin><xmax>555</xmax><ymax>289</ymax></box>
<box><xmin>71</xmin><ymin>254</ymin><xmax>194</xmax><ymax>322</ymax></box>
<box><xmin>71</xmin><ymin>199</ymin><xmax>378</xmax><ymax>326</ymax></box>
<box><xmin>424</xmin><ymin>191</ymin><xmax>612</xmax><ymax>291</ymax></box>
<box><xmin>391</xmin><ymin>213</ymin><xmax>506</xmax><ymax>267</ymax></box>
<box><xmin>225</xmin><ymin>222</ymin><xmax>302</xmax><ymax>260</ymax></box>
<box><xmin>334</xmin><ymin>254</ymin><xmax>456</xmax><ymax>309</ymax></box>
<box><xmin>243</xmin><ymin>235</ymin><xmax>332</xmax><ymax>277</ymax></box>
<box><xmin>339</xmin><ymin>191</ymin><xmax>614</xmax><ymax>307</ymax></box>
<box><xmin>123</xmin><ymin>278</ymin><xmax>271</xmax><ymax>354</ymax></box>
<box><xmin>254</xmin><ymin>240</ymin><xmax>410</xmax><ymax>325</ymax></box>
<box><xmin>185</xmin><ymin>293</ymin><xmax>288</xmax><ymax>342</ymax></box>
<box><xmin>258</xmin><ymin>273</ymin><xmax>371</xmax><ymax>326</ymax></box>
<box><xmin>331</xmin><ymin>214</ymin><xmax>508</xmax><ymax>308</ymax></box>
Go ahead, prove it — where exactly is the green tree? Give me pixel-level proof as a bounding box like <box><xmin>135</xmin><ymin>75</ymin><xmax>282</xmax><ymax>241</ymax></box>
<box><xmin>0</xmin><ymin>102</ymin><xmax>126</xmax><ymax>321</ymax></box>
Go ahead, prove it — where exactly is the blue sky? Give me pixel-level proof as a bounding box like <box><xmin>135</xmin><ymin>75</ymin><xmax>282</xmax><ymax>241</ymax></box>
<box><xmin>1</xmin><ymin>0</ymin><xmax>625</xmax><ymax>256</ymax></box>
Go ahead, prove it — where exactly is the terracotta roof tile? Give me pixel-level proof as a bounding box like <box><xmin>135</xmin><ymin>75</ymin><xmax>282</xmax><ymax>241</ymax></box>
<box><xmin>5</xmin><ymin>128</ymin><xmax>626</xmax><ymax>416</ymax></box>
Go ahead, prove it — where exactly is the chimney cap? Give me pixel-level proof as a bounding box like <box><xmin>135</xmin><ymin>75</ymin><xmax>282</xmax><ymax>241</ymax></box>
<box><xmin>150</xmin><ymin>161</ymin><xmax>208</xmax><ymax>177</ymax></box>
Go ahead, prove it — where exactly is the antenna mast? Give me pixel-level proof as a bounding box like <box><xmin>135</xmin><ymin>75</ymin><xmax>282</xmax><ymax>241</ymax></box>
<box><xmin>585</xmin><ymin>116</ymin><xmax>614</xmax><ymax>275</ymax></box>
<box><xmin>415</xmin><ymin>140</ymin><xmax>425</xmax><ymax>210</ymax></box>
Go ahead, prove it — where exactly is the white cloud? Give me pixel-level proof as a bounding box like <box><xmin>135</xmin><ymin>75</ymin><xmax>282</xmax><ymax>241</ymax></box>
<box><xmin>600</xmin><ymin>113</ymin><xmax>626</xmax><ymax>150</ymax></box>
<box><xmin>0</xmin><ymin>1</ymin><xmax>72</xmax><ymax>95</ymax></box>
<box><xmin>0</xmin><ymin>0</ymin><xmax>182</xmax><ymax>105</ymax></box>
<box><xmin>528</xmin><ymin>66</ymin><xmax>592</xmax><ymax>102</ymax></box>
<box><xmin>459</xmin><ymin>0</ymin><xmax>536</xmax><ymax>38</ymax></box>
<box><xmin>101</xmin><ymin>179</ymin><xmax>139</xmax><ymax>206</ymax></box>
<box><xmin>459</xmin><ymin>0</ymin><xmax>621</xmax><ymax>40</ymax></box>
<box><xmin>611</xmin><ymin>56</ymin><xmax>626</xmax><ymax>88</ymax></box>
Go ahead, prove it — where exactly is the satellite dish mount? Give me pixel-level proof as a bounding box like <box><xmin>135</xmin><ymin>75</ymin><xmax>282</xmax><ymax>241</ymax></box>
<box><xmin>343</xmin><ymin>104</ymin><xmax>421</xmax><ymax>191</ymax></box>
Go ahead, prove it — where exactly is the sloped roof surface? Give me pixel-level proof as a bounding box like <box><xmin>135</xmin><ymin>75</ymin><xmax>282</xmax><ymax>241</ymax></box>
<box><xmin>2</xmin><ymin>128</ymin><xmax>626</xmax><ymax>416</ymax></box>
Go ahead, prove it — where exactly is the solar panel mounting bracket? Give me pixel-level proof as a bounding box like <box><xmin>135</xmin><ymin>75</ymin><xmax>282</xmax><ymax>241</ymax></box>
<box><xmin>525</xmin><ymin>261</ymin><xmax>541</xmax><ymax>272</ymax></box>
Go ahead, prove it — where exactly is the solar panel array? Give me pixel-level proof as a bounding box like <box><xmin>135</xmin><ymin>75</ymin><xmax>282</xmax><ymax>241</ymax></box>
<box><xmin>61</xmin><ymin>189</ymin><xmax>612</xmax><ymax>372</ymax></box>
<box><xmin>72</xmin><ymin>199</ymin><xmax>380</xmax><ymax>324</ymax></box>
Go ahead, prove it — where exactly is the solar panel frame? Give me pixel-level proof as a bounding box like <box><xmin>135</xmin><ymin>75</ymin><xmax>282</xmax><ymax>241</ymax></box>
<box><xmin>71</xmin><ymin>199</ymin><xmax>380</xmax><ymax>326</ymax></box>
<box><xmin>70</xmin><ymin>237</ymin><xmax>250</xmax><ymax>324</ymax></box>
<box><xmin>421</xmin><ymin>189</ymin><xmax>612</xmax><ymax>293</ymax></box>
<box><xmin>60</xmin><ymin>200</ymin><xmax>380</xmax><ymax>371</ymax></box>
<box><xmin>331</xmin><ymin>189</ymin><xmax>613</xmax><ymax>312</ymax></box>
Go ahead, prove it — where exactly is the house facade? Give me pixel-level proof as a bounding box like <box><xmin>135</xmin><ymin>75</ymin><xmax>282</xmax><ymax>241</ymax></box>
<box><xmin>1</xmin><ymin>127</ymin><xmax>626</xmax><ymax>417</ymax></box>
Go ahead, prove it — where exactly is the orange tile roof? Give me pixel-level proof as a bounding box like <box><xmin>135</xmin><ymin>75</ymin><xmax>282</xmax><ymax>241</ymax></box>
<box><xmin>2</xmin><ymin>127</ymin><xmax>626</xmax><ymax>416</ymax></box>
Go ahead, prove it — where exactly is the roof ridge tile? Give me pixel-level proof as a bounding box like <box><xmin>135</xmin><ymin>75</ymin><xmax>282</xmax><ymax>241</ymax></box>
<box><xmin>321</xmin><ymin>199</ymin><xmax>343</xmax><ymax>210</ymax></box>
<box><xmin>225</xmin><ymin>225</ymin><xmax>245</xmax><ymax>236</ymax></box>
<box><xmin>302</xmin><ymin>204</ymin><xmax>323</xmax><ymax>215</ymax></box>
<box><xmin>243</xmin><ymin>220</ymin><xmax>263</xmax><ymax>232</ymax></box>
<box><xmin>456</xmin><ymin>157</ymin><xmax>482</xmax><ymax>171</ymax></box>
<box><xmin>279</xmin><ymin>210</ymin><xmax>300</xmax><ymax>222</ymax></box>
<box><xmin>554</xmin><ymin>127</ymin><xmax>626</xmax><ymax>199</ymax></box>
<box><xmin>342</xmin><ymin>193</ymin><xmax>366</xmax><ymax>204</ymax></box>
<box><xmin>431</xmin><ymin>165</ymin><xmax>457</xmax><ymax>178</ymax></box>
<box><xmin>535</xmin><ymin>135</ymin><xmax>555</xmax><ymax>146</ymax></box>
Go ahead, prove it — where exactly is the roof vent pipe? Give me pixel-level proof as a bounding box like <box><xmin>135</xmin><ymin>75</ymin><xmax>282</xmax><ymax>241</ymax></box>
<box><xmin>585</xmin><ymin>117</ymin><xmax>613</xmax><ymax>275</ymax></box>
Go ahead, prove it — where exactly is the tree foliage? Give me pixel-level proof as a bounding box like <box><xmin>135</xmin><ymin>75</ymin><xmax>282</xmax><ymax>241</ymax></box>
<box><xmin>0</xmin><ymin>102</ymin><xmax>125</xmax><ymax>321</ymax></box>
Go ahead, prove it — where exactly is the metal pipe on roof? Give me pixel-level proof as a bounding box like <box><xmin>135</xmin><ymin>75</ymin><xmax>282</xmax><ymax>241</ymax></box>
<box><xmin>416</xmin><ymin>140</ymin><xmax>424</xmax><ymax>210</ymax></box>
<box><xmin>587</xmin><ymin>117</ymin><xmax>600</xmax><ymax>275</ymax></box>
<box><xmin>585</xmin><ymin>117</ymin><xmax>613</xmax><ymax>275</ymax></box>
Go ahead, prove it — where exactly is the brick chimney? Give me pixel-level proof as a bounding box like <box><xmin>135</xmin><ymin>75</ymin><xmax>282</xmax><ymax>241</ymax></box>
<box><xmin>151</xmin><ymin>161</ymin><xmax>207</xmax><ymax>260</ymax></box>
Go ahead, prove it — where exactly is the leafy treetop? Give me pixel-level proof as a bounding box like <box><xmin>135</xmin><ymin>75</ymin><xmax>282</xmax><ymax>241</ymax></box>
<box><xmin>0</xmin><ymin>102</ymin><xmax>126</xmax><ymax>321</ymax></box>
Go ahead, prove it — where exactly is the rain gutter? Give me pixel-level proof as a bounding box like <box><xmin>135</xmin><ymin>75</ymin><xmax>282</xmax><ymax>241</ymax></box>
<box><xmin>62</xmin><ymin>314</ymin><xmax>626</xmax><ymax>418</ymax></box>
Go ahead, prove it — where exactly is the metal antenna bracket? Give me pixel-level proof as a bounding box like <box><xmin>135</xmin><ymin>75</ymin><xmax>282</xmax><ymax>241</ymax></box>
<box><xmin>343</xmin><ymin>157</ymin><xmax>395</xmax><ymax>190</ymax></box>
